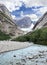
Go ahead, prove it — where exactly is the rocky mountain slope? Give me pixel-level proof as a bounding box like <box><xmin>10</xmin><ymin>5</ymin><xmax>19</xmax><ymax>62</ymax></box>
<box><xmin>0</xmin><ymin>4</ymin><xmax>23</xmax><ymax>37</ymax></box>
<box><xmin>33</xmin><ymin>12</ymin><xmax>47</xmax><ymax>30</ymax></box>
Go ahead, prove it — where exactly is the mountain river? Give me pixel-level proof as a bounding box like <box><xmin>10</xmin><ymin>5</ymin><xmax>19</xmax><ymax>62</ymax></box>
<box><xmin>0</xmin><ymin>44</ymin><xmax>47</xmax><ymax>65</ymax></box>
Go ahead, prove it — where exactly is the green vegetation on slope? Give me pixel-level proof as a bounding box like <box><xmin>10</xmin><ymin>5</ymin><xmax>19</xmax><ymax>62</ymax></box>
<box><xmin>12</xmin><ymin>27</ymin><xmax>47</xmax><ymax>45</ymax></box>
<box><xmin>0</xmin><ymin>30</ymin><xmax>11</xmax><ymax>40</ymax></box>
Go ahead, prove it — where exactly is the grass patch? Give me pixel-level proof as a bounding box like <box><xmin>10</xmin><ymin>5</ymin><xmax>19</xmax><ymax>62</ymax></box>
<box><xmin>0</xmin><ymin>30</ymin><xmax>11</xmax><ymax>40</ymax></box>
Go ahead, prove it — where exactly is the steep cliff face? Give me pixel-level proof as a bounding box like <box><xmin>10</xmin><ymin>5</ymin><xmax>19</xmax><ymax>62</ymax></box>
<box><xmin>0</xmin><ymin>4</ymin><xmax>23</xmax><ymax>36</ymax></box>
<box><xmin>0</xmin><ymin>4</ymin><xmax>12</xmax><ymax>20</ymax></box>
<box><xmin>33</xmin><ymin>12</ymin><xmax>47</xmax><ymax>30</ymax></box>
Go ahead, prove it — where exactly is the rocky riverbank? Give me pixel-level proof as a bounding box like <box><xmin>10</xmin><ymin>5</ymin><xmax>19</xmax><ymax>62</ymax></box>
<box><xmin>0</xmin><ymin>41</ymin><xmax>32</xmax><ymax>53</ymax></box>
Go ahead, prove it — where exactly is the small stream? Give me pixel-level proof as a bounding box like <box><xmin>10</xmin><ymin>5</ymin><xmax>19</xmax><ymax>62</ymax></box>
<box><xmin>0</xmin><ymin>44</ymin><xmax>47</xmax><ymax>65</ymax></box>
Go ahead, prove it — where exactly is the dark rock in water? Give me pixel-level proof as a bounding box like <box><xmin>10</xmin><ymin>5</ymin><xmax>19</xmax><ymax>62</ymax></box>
<box><xmin>40</xmin><ymin>56</ymin><xmax>44</xmax><ymax>58</ymax></box>
<box><xmin>10</xmin><ymin>61</ymin><xmax>13</xmax><ymax>65</ymax></box>
<box><xmin>36</xmin><ymin>64</ymin><xmax>38</xmax><ymax>65</ymax></box>
<box><xmin>28</xmin><ymin>57</ymin><xmax>33</xmax><ymax>60</ymax></box>
<box><xmin>33</xmin><ymin>56</ymin><xmax>38</xmax><ymax>59</ymax></box>
<box><xmin>21</xmin><ymin>58</ymin><xmax>26</xmax><ymax>63</ymax></box>
<box><xmin>46</xmin><ymin>59</ymin><xmax>47</xmax><ymax>62</ymax></box>
<box><xmin>28</xmin><ymin>56</ymin><xmax>34</xmax><ymax>60</ymax></box>
<box><xmin>39</xmin><ymin>51</ymin><xmax>44</xmax><ymax>53</ymax></box>
<box><xmin>38</xmin><ymin>54</ymin><xmax>42</xmax><ymax>57</ymax></box>
<box><xmin>22</xmin><ymin>64</ymin><xmax>25</xmax><ymax>65</ymax></box>
<box><xmin>46</xmin><ymin>50</ymin><xmax>47</xmax><ymax>52</ymax></box>
<box><xmin>13</xmin><ymin>55</ymin><xmax>16</xmax><ymax>57</ymax></box>
<box><xmin>16</xmin><ymin>62</ymin><xmax>22</xmax><ymax>65</ymax></box>
<box><xmin>28</xmin><ymin>55</ymin><xmax>38</xmax><ymax>60</ymax></box>
<box><xmin>36</xmin><ymin>60</ymin><xmax>38</xmax><ymax>63</ymax></box>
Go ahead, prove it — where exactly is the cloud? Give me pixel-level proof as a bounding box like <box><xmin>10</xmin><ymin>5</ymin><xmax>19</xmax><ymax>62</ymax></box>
<box><xmin>11</xmin><ymin>15</ymin><xmax>16</xmax><ymax>19</ymax></box>
<box><xmin>21</xmin><ymin>0</ymin><xmax>47</xmax><ymax>7</ymax></box>
<box><xmin>21</xmin><ymin>14</ymin><xmax>38</xmax><ymax>21</ymax></box>
<box><xmin>0</xmin><ymin>0</ymin><xmax>47</xmax><ymax>12</ymax></box>
<box><xmin>0</xmin><ymin>0</ymin><xmax>47</xmax><ymax>21</ymax></box>
<box><xmin>35</xmin><ymin>6</ymin><xmax>47</xmax><ymax>18</ymax></box>
<box><xmin>20</xmin><ymin>11</ymin><xmax>24</xmax><ymax>17</ymax></box>
<box><xmin>28</xmin><ymin>14</ymin><xmax>38</xmax><ymax>21</ymax></box>
<box><xmin>0</xmin><ymin>0</ymin><xmax>22</xmax><ymax>12</ymax></box>
<box><xmin>22</xmin><ymin>0</ymin><xmax>41</xmax><ymax>7</ymax></box>
<box><xmin>39</xmin><ymin>7</ymin><xmax>47</xmax><ymax>14</ymax></box>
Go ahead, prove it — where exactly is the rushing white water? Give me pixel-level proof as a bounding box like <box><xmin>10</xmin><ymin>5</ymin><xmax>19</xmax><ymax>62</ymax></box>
<box><xmin>0</xmin><ymin>44</ymin><xmax>47</xmax><ymax>65</ymax></box>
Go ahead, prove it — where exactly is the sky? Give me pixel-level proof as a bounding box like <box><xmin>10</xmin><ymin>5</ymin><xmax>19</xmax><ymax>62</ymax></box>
<box><xmin>0</xmin><ymin>0</ymin><xmax>47</xmax><ymax>21</ymax></box>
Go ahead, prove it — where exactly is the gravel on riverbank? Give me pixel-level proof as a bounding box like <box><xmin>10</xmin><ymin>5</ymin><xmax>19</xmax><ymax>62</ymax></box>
<box><xmin>0</xmin><ymin>41</ymin><xmax>33</xmax><ymax>53</ymax></box>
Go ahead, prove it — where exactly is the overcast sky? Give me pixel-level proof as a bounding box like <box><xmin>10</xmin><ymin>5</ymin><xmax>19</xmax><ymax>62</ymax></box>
<box><xmin>0</xmin><ymin>0</ymin><xmax>47</xmax><ymax>21</ymax></box>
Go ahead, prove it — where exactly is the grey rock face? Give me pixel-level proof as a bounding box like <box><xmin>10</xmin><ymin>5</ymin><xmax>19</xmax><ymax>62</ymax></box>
<box><xmin>0</xmin><ymin>4</ymin><xmax>12</xmax><ymax>19</ymax></box>
<box><xmin>0</xmin><ymin>4</ymin><xmax>23</xmax><ymax>36</ymax></box>
<box><xmin>33</xmin><ymin>12</ymin><xmax>47</xmax><ymax>30</ymax></box>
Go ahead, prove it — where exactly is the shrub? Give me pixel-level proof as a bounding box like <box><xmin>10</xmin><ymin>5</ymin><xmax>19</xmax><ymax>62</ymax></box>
<box><xmin>12</xmin><ymin>27</ymin><xmax>47</xmax><ymax>45</ymax></box>
<box><xmin>0</xmin><ymin>30</ymin><xmax>11</xmax><ymax>40</ymax></box>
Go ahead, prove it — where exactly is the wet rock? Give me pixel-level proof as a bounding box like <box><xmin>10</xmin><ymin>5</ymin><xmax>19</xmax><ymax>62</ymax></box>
<box><xmin>16</xmin><ymin>62</ymin><xmax>22</xmax><ymax>65</ymax></box>
<box><xmin>21</xmin><ymin>59</ymin><xmax>26</xmax><ymax>63</ymax></box>
<box><xmin>28</xmin><ymin>56</ymin><xmax>33</xmax><ymax>60</ymax></box>
<box><xmin>36</xmin><ymin>60</ymin><xmax>38</xmax><ymax>63</ymax></box>
<box><xmin>28</xmin><ymin>55</ymin><xmax>38</xmax><ymax>60</ymax></box>
<box><xmin>41</xmin><ymin>61</ymin><xmax>44</xmax><ymax>63</ymax></box>
<box><xmin>46</xmin><ymin>59</ymin><xmax>47</xmax><ymax>62</ymax></box>
<box><xmin>38</xmin><ymin>54</ymin><xmax>45</xmax><ymax>59</ymax></box>
<box><xmin>33</xmin><ymin>56</ymin><xmax>38</xmax><ymax>59</ymax></box>
<box><xmin>38</xmin><ymin>54</ymin><xmax>42</xmax><ymax>57</ymax></box>
<box><xmin>39</xmin><ymin>51</ymin><xmax>44</xmax><ymax>53</ymax></box>
<box><xmin>23</xmin><ymin>64</ymin><xmax>25</xmax><ymax>65</ymax></box>
<box><xmin>40</xmin><ymin>56</ymin><xmax>44</xmax><ymax>58</ymax></box>
<box><xmin>21</xmin><ymin>63</ymin><xmax>25</xmax><ymax>65</ymax></box>
<box><xmin>22</xmin><ymin>64</ymin><xmax>25</xmax><ymax>65</ymax></box>
<box><xmin>13</xmin><ymin>55</ymin><xmax>16</xmax><ymax>57</ymax></box>
<box><xmin>36</xmin><ymin>64</ymin><xmax>38</xmax><ymax>65</ymax></box>
<box><xmin>10</xmin><ymin>61</ymin><xmax>13</xmax><ymax>65</ymax></box>
<box><xmin>46</xmin><ymin>50</ymin><xmax>47</xmax><ymax>52</ymax></box>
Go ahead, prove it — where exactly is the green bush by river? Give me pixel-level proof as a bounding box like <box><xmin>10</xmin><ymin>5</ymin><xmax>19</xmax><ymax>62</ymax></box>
<box><xmin>0</xmin><ymin>30</ymin><xmax>11</xmax><ymax>40</ymax></box>
<box><xmin>12</xmin><ymin>27</ymin><xmax>47</xmax><ymax>45</ymax></box>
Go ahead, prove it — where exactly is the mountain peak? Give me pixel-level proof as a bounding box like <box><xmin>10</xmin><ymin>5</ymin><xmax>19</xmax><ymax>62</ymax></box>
<box><xmin>15</xmin><ymin>16</ymin><xmax>33</xmax><ymax>28</ymax></box>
